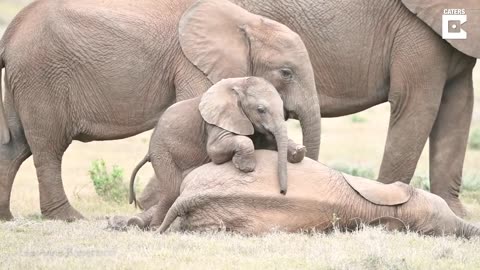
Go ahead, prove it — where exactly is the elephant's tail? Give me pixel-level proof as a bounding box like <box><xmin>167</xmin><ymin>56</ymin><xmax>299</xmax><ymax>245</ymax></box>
<box><xmin>456</xmin><ymin>219</ymin><xmax>480</xmax><ymax>239</ymax></box>
<box><xmin>0</xmin><ymin>48</ymin><xmax>11</xmax><ymax>145</ymax></box>
<box><xmin>157</xmin><ymin>198</ymin><xmax>184</xmax><ymax>233</ymax></box>
<box><xmin>157</xmin><ymin>195</ymin><xmax>210</xmax><ymax>234</ymax></box>
<box><xmin>129</xmin><ymin>155</ymin><xmax>150</xmax><ymax>207</ymax></box>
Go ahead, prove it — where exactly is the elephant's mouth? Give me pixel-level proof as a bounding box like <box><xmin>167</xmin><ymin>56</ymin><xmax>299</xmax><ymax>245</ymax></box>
<box><xmin>258</xmin><ymin>124</ymin><xmax>275</xmax><ymax>140</ymax></box>
<box><xmin>265</xmin><ymin>131</ymin><xmax>275</xmax><ymax>141</ymax></box>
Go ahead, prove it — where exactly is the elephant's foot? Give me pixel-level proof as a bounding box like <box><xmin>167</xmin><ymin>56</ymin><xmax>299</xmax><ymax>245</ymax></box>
<box><xmin>107</xmin><ymin>215</ymin><xmax>148</xmax><ymax>231</ymax></box>
<box><xmin>127</xmin><ymin>216</ymin><xmax>147</xmax><ymax>229</ymax></box>
<box><xmin>0</xmin><ymin>207</ymin><xmax>14</xmax><ymax>221</ymax></box>
<box><xmin>42</xmin><ymin>202</ymin><xmax>84</xmax><ymax>222</ymax></box>
<box><xmin>232</xmin><ymin>154</ymin><xmax>256</xmax><ymax>172</ymax></box>
<box><xmin>288</xmin><ymin>142</ymin><xmax>306</xmax><ymax>164</ymax></box>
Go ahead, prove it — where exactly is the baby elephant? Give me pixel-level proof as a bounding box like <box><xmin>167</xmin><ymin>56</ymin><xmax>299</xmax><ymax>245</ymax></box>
<box><xmin>157</xmin><ymin>150</ymin><xmax>480</xmax><ymax>238</ymax></box>
<box><xmin>128</xmin><ymin>77</ymin><xmax>305</xmax><ymax>228</ymax></box>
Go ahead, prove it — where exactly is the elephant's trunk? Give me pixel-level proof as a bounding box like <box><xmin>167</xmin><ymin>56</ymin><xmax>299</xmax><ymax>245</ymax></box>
<box><xmin>457</xmin><ymin>219</ymin><xmax>480</xmax><ymax>239</ymax></box>
<box><xmin>274</xmin><ymin>123</ymin><xmax>288</xmax><ymax>195</ymax></box>
<box><xmin>296</xmin><ymin>89</ymin><xmax>321</xmax><ymax>161</ymax></box>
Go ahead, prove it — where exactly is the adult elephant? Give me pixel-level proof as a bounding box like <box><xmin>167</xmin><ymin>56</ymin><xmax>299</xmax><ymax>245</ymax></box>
<box><xmin>0</xmin><ymin>0</ymin><xmax>321</xmax><ymax>221</ymax></box>
<box><xmin>237</xmin><ymin>0</ymin><xmax>479</xmax><ymax>217</ymax></box>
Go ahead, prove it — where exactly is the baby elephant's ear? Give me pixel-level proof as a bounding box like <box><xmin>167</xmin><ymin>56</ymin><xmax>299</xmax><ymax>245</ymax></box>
<box><xmin>199</xmin><ymin>78</ymin><xmax>254</xmax><ymax>135</ymax></box>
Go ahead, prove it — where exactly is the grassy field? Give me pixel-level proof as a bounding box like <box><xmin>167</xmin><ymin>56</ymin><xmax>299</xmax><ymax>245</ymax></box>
<box><xmin>1</xmin><ymin>1</ymin><xmax>480</xmax><ymax>269</ymax></box>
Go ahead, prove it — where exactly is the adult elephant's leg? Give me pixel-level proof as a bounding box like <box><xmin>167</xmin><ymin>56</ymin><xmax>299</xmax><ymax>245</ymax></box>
<box><xmin>21</xmin><ymin>103</ymin><xmax>82</xmax><ymax>221</ymax></box>
<box><xmin>429</xmin><ymin>57</ymin><xmax>476</xmax><ymax>217</ymax></box>
<box><xmin>31</xmin><ymin>150</ymin><xmax>83</xmax><ymax>220</ymax></box>
<box><xmin>0</xmin><ymin>90</ymin><xmax>31</xmax><ymax>220</ymax></box>
<box><xmin>378</xmin><ymin>32</ymin><xmax>449</xmax><ymax>185</ymax></box>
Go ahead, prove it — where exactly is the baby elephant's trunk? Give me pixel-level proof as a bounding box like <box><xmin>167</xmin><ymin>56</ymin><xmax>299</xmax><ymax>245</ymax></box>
<box><xmin>274</xmin><ymin>124</ymin><xmax>288</xmax><ymax>195</ymax></box>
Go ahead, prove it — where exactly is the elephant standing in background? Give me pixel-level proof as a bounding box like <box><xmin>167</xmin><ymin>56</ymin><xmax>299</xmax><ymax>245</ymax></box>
<box><xmin>152</xmin><ymin>150</ymin><xmax>480</xmax><ymax>238</ymax></box>
<box><xmin>234</xmin><ymin>0</ymin><xmax>479</xmax><ymax>216</ymax></box>
<box><xmin>127</xmin><ymin>77</ymin><xmax>306</xmax><ymax>229</ymax></box>
<box><xmin>0</xmin><ymin>0</ymin><xmax>320</xmax><ymax>220</ymax></box>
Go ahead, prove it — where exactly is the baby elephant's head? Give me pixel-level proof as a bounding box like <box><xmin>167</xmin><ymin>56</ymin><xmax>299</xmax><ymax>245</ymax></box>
<box><xmin>200</xmin><ymin>77</ymin><xmax>289</xmax><ymax>194</ymax></box>
<box><xmin>199</xmin><ymin>77</ymin><xmax>285</xmax><ymax>138</ymax></box>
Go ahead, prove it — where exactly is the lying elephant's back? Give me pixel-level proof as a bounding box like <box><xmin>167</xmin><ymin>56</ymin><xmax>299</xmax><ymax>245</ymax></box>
<box><xmin>176</xmin><ymin>150</ymin><xmax>354</xmax><ymax>233</ymax></box>
<box><xmin>181</xmin><ymin>150</ymin><xmax>338</xmax><ymax>193</ymax></box>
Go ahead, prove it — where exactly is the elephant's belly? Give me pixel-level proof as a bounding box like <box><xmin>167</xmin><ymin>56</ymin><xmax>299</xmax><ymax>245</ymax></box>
<box><xmin>319</xmin><ymin>91</ymin><xmax>389</xmax><ymax>117</ymax></box>
<box><xmin>73</xmin><ymin>116</ymin><xmax>162</xmax><ymax>142</ymax></box>
<box><xmin>179</xmin><ymin>197</ymin><xmax>334</xmax><ymax>234</ymax></box>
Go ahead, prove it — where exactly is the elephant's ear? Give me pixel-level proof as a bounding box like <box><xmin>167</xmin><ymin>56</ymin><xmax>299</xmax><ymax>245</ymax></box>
<box><xmin>178</xmin><ymin>0</ymin><xmax>256</xmax><ymax>83</ymax></box>
<box><xmin>342</xmin><ymin>174</ymin><xmax>412</xmax><ymax>206</ymax></box>
<box><xmin>401</xmin><ymin>0</ymin><xmax>480</xmax><ymax>58</ymax></box>
<box><xmin>199</xmin><ymin>78</ymin><xmax>254</xmax><ymax>135</ymax></box>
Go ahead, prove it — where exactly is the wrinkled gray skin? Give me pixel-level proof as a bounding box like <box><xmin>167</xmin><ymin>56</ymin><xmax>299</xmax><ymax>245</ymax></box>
<box><xmin>232</xmin><ymin>0</ymin><xmax>478</xmax><ymax>217</ymax></box>
<box><xmin>127</xmin><ymin>77</ymin><xmax>306</xmax><ymax>228</ymax></box>
<box><xmin>110</xmin><ymin>150</ymin><xmax>479</xmax><ymax>238</ymax></box>
<box><xmin>0</xmin><ymin>0</ymin><xmax>320</xmax><ymax>221</ymax></box>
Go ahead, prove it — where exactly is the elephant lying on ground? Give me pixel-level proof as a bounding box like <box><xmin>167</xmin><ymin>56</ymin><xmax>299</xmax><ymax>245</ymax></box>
<box><xmin>112</xmin><ymin>150</ymin><xmax>479</xmax><ymax>238</ymax></box>
<box><xmin>128</xmin><ymin>77</ymin><xmax>305</xmax><ymax>228</ymax></box>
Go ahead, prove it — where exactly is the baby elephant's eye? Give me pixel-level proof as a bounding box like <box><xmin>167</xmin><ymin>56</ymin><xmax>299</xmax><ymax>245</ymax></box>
<box><xmin>280</xmin><ymin>68</ymin><xmax>293</xmax><ymax>80</ymax></box>
<box><xmin>257</xmin><ymin>105</ymin><xmax>266</xmax><ymax>114</ymax></box>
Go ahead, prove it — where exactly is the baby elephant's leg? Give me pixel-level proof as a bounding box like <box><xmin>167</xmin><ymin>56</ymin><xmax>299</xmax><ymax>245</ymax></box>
<box><xmin>287</xmin><ymin>139</ymin><xmax>306</xmax><ymax>163</ymax></box>
<box><xmin>127</xmin><ymin>204</ymin><xmax>158</xmax><ymax>230</ymax></box>
<box><xmin>149</xmin><ymin>153</ymin><xmax>183</xmax><ymax>228</ymax></box>
<box><xmin>232</xmin><ymin>136</ymin><xmax>256</xmax><ymax>172</ymax></box>
<box><xmin>209</xmin><ymin>135</ymin><xmax>255</xmax><ymax>172</ymax></box>
<box><xmin>137</xmin><ymin>176</ymin><xmax>161</xmax><ymax>210</ymax></box>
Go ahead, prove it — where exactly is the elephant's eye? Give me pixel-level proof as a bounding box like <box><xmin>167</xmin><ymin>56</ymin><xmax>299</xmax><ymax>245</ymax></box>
<box><xmin>280</xmin><ymin>68</ymin><xmax>293</xmax><ymax>80</ymax></box>
<box><xmin>257</xmin><ymin>105</ymin><xmax>266</xmax><ymax>114</ymax></box>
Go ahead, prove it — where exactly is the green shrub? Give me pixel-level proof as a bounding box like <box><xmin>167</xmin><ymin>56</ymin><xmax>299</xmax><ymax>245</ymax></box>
<box><xmin>351</xmin><ymin>114</ymin><xmax>367</xmax><ymax>123</ymax></box>
<box><xmin>331</xmin><ymin>163</ymin><xmax>375</xmax><ymax>179</ymax></box>
<box><xmin>461</xmin><ymin>174</ymin><xmax>480</xmax><ymax>193</ymax></box>
<box><xmin>409</xmin><ymin>174</ymin><xmax>480</xmax><ymax>193</ymax></box>
<box><xmin>410</xmin><ymin>175</ymin><xmax>430</xmax><ymax>191</ymax></box>
<box><xmin>469</xmin><ymin>128</ymin><xmax>480</xmax><ymax>150</ymax></box>
<box><xmin>89</xmin><ymin>159</ymin><xmax>128</xmax><ymax>204</ymax></box>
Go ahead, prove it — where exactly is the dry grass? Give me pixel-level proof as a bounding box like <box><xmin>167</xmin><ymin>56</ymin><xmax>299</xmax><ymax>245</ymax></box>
<box><xmin>1</xmin><ymin>219</ymin><xmax>480</xmax><ymax>270</ymax></box>
<box><xmin>1</xmin><ymin>1</ymin><xmax>480</xmax><ymax>269</ymax></box>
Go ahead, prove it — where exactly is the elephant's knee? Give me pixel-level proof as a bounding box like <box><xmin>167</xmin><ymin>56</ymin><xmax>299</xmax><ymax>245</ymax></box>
<box><xmin>127</xmin><ymin>216</ymin><xmax>146</xmax><ymax>229</ymax></box>
<box><xmin>235</xmin><ymin>136</ymin><xmax>255</xmax><ymax>154</ymax></box>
